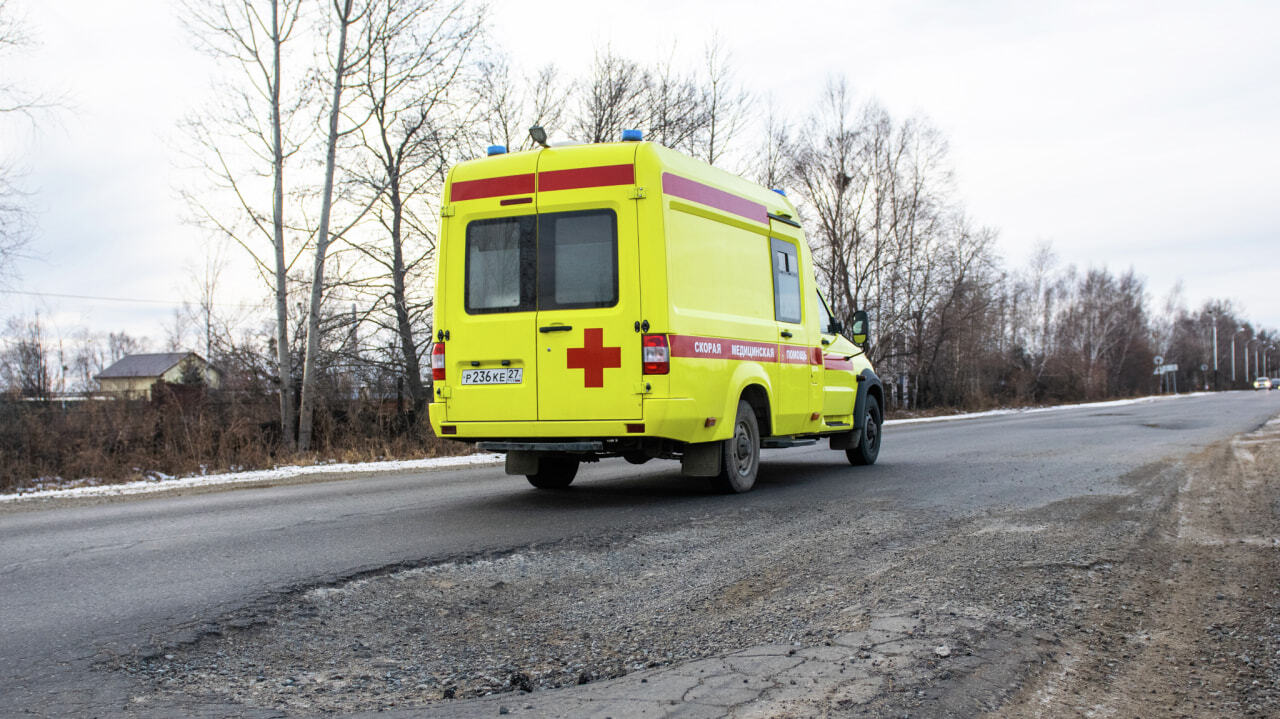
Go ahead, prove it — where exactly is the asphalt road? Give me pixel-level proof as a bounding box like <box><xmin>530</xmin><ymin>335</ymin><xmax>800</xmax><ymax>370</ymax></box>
<box><xmin>2</xmin><ymin>391</ymin><xmax>1277</xmax><ymax>716</ymax></box>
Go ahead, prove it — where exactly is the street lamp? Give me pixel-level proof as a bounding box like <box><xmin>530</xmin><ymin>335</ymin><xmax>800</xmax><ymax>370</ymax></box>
<box><xmin>1207</xmin><ymin>311</ymin><xmax>1220</xmax><ymax>390</ymax></box>
<box><xmin>1232</xmin><ymin>327</ymin><xmax>1245</xmax><ymax>384</ymax></box>
<box><xmin>1246</xmin><ymin>338</ymin><xmax>1258</xmax><ymax>381</ymax></box>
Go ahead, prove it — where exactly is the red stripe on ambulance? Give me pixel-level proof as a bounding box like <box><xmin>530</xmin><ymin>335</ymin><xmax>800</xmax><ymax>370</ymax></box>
<box><xmin>539</xmin><ymin>164</ymin><xmax>635</xmax><ymax>192</ymax></box>
<box><xmin>780</xmin><ymin>344</ymin><xmax>819</xmax><ymax>365</ymax></box>
<box><xmin>661</xmin><ymin>173</ymin><xmax>769</xmax><ymax>225</ymax></box>
<box><xmin>449</xmin><ymin>173</ymin><xmax>535</xmax><ymax>201</ymax></box>
<box><xmin>823</xmin><ymin>353</ymin><xmax>854</xmax><ymax>371</ymax></box>
<box><xmin>669</xmin><ymin>335</ymin><xmax>778</xmax><ymax>362</ymax></box>
<box><xmin>448</xmin><ymin>164</ymin><xmax>635</xmax><ymax>202</ymax></box>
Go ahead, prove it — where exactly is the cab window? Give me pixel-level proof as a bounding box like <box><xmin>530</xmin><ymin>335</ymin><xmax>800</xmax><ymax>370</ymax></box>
<box><xmin>770</xmin><ymin>237</ymin><xmax>801</xmax><ymax>323</ymax></box>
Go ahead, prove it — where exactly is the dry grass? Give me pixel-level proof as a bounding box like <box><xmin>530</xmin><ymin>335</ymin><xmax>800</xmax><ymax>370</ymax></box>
<box><xmin>0</xmin><ymin>386</ymin><xmax>466</xmax><ymax>493</ymax></box>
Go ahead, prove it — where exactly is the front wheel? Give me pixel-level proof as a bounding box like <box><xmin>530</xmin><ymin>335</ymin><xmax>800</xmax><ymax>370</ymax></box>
<box><xmin>846</xmin><ymin>395</ymin><xmax>882</xmax><ymax>466</ymax></box>
<box><xmin>711</xmin><ymin>400</ymin><xmax>760</xmax><ymax>493</ymax></box>
<box><xmin>526</xmin><ymin>455</ymin><xmax>579</xmax><ymax>489</ymax></box>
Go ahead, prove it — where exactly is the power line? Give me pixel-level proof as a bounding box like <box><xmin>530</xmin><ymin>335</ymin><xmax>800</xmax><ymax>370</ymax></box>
<box><xmin>0</xmin><ymin>289</ymin><xmax>267</xmax><ymax>310</ymax></box>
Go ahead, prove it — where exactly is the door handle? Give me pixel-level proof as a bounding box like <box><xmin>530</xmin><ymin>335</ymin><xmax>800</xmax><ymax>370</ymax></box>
<box><xmin>539</xmin><ymin>325</ymin><xmax>573</xmax><ymax>333</ymax></box>
<box><xmin>780</xmin><ymin>330</ymin><xmax>793</xmax><ymax>339</ymax></box>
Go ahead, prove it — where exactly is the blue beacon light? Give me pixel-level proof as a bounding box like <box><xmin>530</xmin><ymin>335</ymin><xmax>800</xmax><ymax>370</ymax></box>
<box><xmin>621</xmin><ymin>129</ymin><xmax>643</xmax><ymax>142</ymax></box>
<box><xmin>486</xmin><ymin>145</ymin><xmax>507</xmax><ymax>156</ymax></box>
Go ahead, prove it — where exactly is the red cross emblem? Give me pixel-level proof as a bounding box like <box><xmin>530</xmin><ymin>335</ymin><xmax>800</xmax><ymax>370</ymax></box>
<box><xmin>566</xmin><ymin>328</ymin><xmax>621</xmax><ymax>388</ymax></box>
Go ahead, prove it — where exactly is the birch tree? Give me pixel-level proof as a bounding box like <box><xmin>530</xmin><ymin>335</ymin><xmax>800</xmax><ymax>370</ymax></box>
<box><xmin>339</xmin><ymin>0</ymin><xmax>484</xmax><ymax>418</ymax></box>
<box><xmin>296</xmin><ymin>0</ymin><xmax>371</xmax><ymax>451</ymax></box>
<box><xmin>181</xmin><ymin>0</ymin><xmax>308</xmax><ymax>449</ymax></box>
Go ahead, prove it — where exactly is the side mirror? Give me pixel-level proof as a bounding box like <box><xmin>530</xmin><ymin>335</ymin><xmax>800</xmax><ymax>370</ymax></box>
<box><xmin>850</xmin><ymin>310</ymin><xmax>869</xmax><ymax>348</ymax></box>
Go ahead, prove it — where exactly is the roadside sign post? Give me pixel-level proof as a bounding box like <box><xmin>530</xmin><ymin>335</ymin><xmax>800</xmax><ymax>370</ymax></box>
<box><xmin>1153</xmin><ymin>362</ymin><xmax>1179</xmax><ymax>394</ymax></box>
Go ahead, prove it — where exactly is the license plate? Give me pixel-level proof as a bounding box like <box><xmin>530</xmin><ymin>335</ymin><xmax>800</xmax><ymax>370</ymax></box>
<box><xmin>460</xmin><ymin>368</ymin><xmax>523</xmax><ymax>385</ymax></box>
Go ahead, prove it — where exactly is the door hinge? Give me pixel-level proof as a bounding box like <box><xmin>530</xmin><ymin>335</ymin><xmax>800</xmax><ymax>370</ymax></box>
<box><xmin>440</xmin><ymin>204</ymin><xmax>456</xmax><ymax>217</ymax></box>
<box><xmin>629</xmin><ymin>186</ymin><xmax>647</xmax><ymax>200</ymax></box>
<box><xmin>634</xmin><ymin>382</ymin><xmax>652</xmax><ymax>394</ymax></box>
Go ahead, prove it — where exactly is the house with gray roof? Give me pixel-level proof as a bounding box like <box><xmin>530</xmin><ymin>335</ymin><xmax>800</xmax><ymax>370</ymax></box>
<box><xmin>96</xmin><ymin>352</ymin><xmax>222</xmax><ymax>399</ymax></box>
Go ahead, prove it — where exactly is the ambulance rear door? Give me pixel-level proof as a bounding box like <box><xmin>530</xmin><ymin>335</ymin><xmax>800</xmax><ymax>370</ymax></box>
<box><xmin>441</xmin><ymin>155</ymin><xmax>541</xmax><ymax>422</ymax></box>
<box><xmin>532</xmin><ymin>150</ymin><xmax>643</xmax><ymax>421</ymax></box>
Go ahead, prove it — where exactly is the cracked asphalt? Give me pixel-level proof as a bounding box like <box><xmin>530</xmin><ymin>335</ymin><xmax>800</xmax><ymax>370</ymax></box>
<box><xmin>2</xmin><ymin>391</ymin><xmax>1277</xmax><ymax>717</ymax></box>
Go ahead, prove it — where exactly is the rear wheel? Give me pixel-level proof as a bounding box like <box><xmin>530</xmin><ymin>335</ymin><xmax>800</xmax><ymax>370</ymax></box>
<box><xmin>846</xmin><ymin>395</ymin><xmax>882</xmax><ymax>466</ymax></box>
<box><xmin>711</xmin><ymin>400</ymin><xmax>760</xmax><ymax>493</ymax></box>
<box><xmin>526</xmin><ymin>455</ymin><xmax>579</xmax><ymax>489</ymax></box>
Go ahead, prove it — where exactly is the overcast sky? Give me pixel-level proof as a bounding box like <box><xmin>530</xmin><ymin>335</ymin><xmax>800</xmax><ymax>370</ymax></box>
<box><xmin>3</xmin><ymin>0</ymin><xmax>1278</xmax><ymax>346</ymax></box>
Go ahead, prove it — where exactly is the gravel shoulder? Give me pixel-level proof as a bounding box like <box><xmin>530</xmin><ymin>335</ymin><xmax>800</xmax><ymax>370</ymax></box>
<box><xmin>113</xmin><ymin>413</ymin><xmax>1280</xmax><ymax>717</ymax></box>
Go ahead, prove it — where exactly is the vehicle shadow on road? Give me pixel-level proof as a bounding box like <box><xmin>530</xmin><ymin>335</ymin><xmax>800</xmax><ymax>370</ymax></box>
<box><xmin>467</xmin><ymin>458</ymin><xmax>884</xmax><ymax>516</ymax></box>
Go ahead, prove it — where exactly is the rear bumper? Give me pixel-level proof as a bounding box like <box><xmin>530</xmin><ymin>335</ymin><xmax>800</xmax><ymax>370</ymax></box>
<box><xmin>428</xmin><ymin>397</ymin><xmax>725</xmax><ymax>444</ymax></box>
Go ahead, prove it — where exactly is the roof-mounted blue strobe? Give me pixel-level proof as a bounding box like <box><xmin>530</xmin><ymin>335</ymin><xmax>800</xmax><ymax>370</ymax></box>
<box><xmin>486</xmin><ymin>145</ymin><xmax>507</xmax><ymax>156</ymax></box>
<box><xmin>621</xmin><ymin>129</ymin><xmax>643</xmax><ymax>142</ymax></box>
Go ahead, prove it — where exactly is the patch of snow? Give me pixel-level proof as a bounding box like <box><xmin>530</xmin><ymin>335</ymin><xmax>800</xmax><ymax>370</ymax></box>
<box><xmin>1</xmin><ymin>454</ymin><xmax>503</xmax><ymax>504</ymax></box>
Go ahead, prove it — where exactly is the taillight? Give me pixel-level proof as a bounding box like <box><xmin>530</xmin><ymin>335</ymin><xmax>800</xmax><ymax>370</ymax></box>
<box><xmin>431</xmin><ymin>342</ymin><xmax>446</xmax><ymax>381</ymax></box>
<box><xmin>642</xmin><ymin>334</ymin><xmax>669</xmax><ymax>375</ymax></box>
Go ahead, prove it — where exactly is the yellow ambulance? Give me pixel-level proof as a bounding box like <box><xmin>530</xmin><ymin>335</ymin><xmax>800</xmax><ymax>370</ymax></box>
<box><xmin>427</xmin><ymin>131</ymin><xmax>884</xmax><ymax>493</ymax></box>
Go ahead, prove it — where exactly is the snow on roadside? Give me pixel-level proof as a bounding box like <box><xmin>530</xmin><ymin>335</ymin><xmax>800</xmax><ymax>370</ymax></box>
<box><xmin>4</xmin><ymin>391</ymin><xmax>1217</xmax><ymax>504</ymax></box>
<box><xmin>1</xmin><ymin>454</ymin><xmax>503</xmax><ymax>504</ymax></box>
<box><xmin>883</xmin><ymin>392</ymin><xmax>1212</xmax><ymax>426</ymax></box>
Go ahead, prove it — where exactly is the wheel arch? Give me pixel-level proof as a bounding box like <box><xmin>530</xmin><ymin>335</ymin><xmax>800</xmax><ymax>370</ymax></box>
<box><xmin>853</xmin><ymin>369</ymin><xmax>883</xmax><ymax>431</ymax></box>
<box><xmin>738</xmin><ymin>383</ymin><xmax>772</xmax><ymax>438</ymax></box>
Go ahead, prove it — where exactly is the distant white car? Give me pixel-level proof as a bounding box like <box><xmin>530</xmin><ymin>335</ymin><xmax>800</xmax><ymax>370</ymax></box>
<box><xmin>1254</xmin><ymin>377</ymin><xmax>1273</xmax><ymax>390</ymax></box>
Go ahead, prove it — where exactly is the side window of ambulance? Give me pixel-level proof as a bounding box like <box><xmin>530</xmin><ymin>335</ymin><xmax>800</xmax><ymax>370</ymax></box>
<box><xmin>465</xmin><ymin>216</ymin><xmax>535</xmax><ymax>313</ymax></box>
<box><xmin>538</xmin><ymin>209</ymin><xmax>618</xmax><ymax>310</ymax></box>
<box><xmin>770</xmin><ymin>238</ymin><xmax>801</xmax><ymax>324</ymax></box>
<box><xmin>816</xmin><ymin>291</ymin><xmax>833</xmax><ymax>333</ymax></box>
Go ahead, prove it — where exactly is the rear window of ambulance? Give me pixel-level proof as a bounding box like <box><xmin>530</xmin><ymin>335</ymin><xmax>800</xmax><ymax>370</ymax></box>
<box><xmin>465</xmin><ymin>216</ymin><xmax>536</xmax><ymax>313</ymax></box>
<box><xmin>464</xmin><ymin>209</ymin><xmax>618</xmax><ymax>314</ymax></box>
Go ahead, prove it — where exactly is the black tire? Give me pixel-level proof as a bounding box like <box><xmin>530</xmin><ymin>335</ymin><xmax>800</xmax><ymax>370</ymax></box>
<box><xmin>711</xmin><ymin>400</ymin><xmax>760</xmax><ymax>493</ymax></box>
<box><xmin>526</xmin><ymin>455</ymin><xmax>579</xmax><ymax>489</ymax></box>
<box><xmin>846</xmin><ymin>395</ymin><xmax>882</xmax><ymax>466</ymax></box>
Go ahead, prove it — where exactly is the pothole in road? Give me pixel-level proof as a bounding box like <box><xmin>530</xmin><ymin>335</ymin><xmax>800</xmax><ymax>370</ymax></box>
<box><xmin>120</xmin><ymin>507</ymin><xmax>943</xmax><ymax>714</ymax></box>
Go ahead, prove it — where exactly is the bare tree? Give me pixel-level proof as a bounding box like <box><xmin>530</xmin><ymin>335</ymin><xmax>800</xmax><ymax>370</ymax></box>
<box><xmin>1</xmin><ymin>314</ymin><xmax>51</xmax><ymax>399</ymax></box>
<box><xmin>573</xmin><ymin>49</ymin><xmax>651</xmax><ymax>143</ymax></box>
<box><xmin>0</xmin><ymin>0</ymin><xmax>42</xmax><ymax>285</ymax></box>
<box><xmin>297</xmin><ymin>0</ymin><xmax>372</xmax><ymax>451</ymax></box>
<box><xmin>750</xmin><ymin>96</ymin><xmax>790</xmax><ymax>190</ymax></box>
<box><xmin>181</xmin><ymin>0</ymin><xmax>309</xmax><ymax>448</ymax></box>
<box><xmin>337</xmin><ymin>0</ymin><xmax>484</xmax><ymax>418</ymax></box>
<box><xmin>646</xmin><ymin>47</ymin><xmax>706</xmax><ymax>153</ymax></box>
<box><xmin>475</xmin><ymin>57</ymin><xmax>566</xmax><ymax>150</ymax></box>
<box><xmin>699</xmin><ymin>35</ymin><xmax>749</xmax><ymax>166</ymax></box>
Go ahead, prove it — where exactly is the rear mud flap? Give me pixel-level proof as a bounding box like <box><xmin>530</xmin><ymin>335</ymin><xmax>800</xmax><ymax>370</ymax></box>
<box><xmin>829</xmin><ymin>430</ymin><xmax>856</xmax><ymax>450</ymax></box>
<box><xmin>681</xmin><ymin>442</ymin><xmax>722</xmax><ymax>477</ymax></box>
<box><xmin>505</xmin><ymin>451</ymin><xmax>539</xmax><ymax>476</ymax></box>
